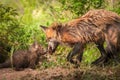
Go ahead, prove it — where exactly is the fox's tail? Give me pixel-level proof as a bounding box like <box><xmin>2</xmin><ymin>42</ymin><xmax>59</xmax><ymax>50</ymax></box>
<box><xmin>0</xmin><ymin>59</ymin><xmax>11</xmax><ymax>68</ymax></box>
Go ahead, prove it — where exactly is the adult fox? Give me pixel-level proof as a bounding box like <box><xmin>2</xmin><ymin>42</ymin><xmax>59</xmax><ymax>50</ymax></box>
<box><xmin>40</xmin><ymin>22</ymin><xmax>106</xmax><ymax>65</ymax></box>
<box><xmin>40</xmin><ymin>9</ymin><xmax>120</xmax><ymax>65</ymax></box>
<box><xmin>82</xmin><ymin>9</ymin><xmax>120</xmax><ymax>62</ymax></box>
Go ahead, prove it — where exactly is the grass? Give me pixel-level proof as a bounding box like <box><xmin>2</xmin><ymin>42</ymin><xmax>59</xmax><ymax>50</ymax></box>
<box><xmin>1</xmin><ymin>1</ymin><xmax>120</xmax><ymax>79</ymax></box>
<box><xmin>1</xmin><ymin>0</ymin><xmax>120</xmax><ymax>73</ymax></box>
<box><xmin>37</xmin><ymin>44</ymin><xmax>101</xmax><ymax>70</ymax></box>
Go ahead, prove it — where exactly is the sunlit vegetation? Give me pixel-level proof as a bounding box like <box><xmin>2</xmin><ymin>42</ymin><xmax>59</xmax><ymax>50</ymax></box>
<box><xmin>0</xmin><ymin>0</ymin><xmax>120</xmax><ymax>66</ymax></box>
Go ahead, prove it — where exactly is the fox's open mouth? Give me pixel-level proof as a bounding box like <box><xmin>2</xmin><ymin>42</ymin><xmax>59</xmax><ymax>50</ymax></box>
<box><xmin>47</xmin><ymin>41</ymin><xmax>59</xmax><ymax>55</ymax></box>
<box><xmin>47</xmin><ymin>46</ymin><xmax>55</xmax><ymax>54</ymax></box>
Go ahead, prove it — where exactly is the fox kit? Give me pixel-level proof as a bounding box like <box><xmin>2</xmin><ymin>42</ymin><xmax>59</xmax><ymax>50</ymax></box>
<box><xmin>0</xmin><ymin>42</ymin><xmax>45</xmax><ymax>71</ymax></box>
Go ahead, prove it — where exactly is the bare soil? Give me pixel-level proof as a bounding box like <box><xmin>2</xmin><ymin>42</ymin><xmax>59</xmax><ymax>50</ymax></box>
<box><xmin>1</xmin><ymin>55</ymin><xmax>120</xmax><ymax>80</ymax></box>
<box><xmin>0</xmin><ymin>65</ymin><xmax>120</xmax><ymax>80</ymax></box>
<box><xmin>0</xmin><ymin>67</ymin><xmax>82</xmax><ymax>80</ymax></box>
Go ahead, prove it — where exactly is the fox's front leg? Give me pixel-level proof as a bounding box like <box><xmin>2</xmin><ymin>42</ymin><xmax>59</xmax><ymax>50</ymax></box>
<box><xmin>67</xmin><ymin>43</ymin><xmax>83</xmax><ymax>64</ymax></box>
<box><xmin>29</xmin><ymin>58</ymin><xmax>36</xmax><ymax>69</ymax></box>
<box><xmin>76</xmin><ymin>47</ymin><xmax>84</xmax><ymax>63</ymax></box>
<box><xmin>92</xmin><ymin>42</ymin><xmax>107</xmax><ymax>65</ymax></box>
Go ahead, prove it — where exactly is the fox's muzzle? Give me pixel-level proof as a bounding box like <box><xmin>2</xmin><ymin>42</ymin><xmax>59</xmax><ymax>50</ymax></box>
<box><xmin>47</xmin><ymin>39</ymin><xmax>59</xmax><ymax>54</ymax></box>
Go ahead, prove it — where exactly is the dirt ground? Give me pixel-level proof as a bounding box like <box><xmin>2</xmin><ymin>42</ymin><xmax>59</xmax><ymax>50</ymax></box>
<box><xmin>0</xmin><ymin>65</ymin><xmax>120</xmax><ymax>80</ymax></box>
<box><xmin>0</xmin><ymin>55</ymin><xmax>120</xmax><ymax>80</ymax></box>
<box><xmin>0</xmin><ymin>67</ymin><xmax>82</xmax><ymax>80</ymax></box>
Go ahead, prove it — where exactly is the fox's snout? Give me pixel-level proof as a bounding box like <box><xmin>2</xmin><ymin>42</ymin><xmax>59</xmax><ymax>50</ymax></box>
<box><xmin>47</xmin><ymin>39</ymin><xmax>59</xmax><ymax>54</ymax></box>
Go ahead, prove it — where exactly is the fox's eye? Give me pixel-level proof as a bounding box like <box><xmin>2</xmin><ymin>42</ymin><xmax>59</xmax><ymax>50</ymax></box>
<box><xmin>47</xmin><ymin>37</ymin><xmax>51</xmax><ymax>41</ymax></box>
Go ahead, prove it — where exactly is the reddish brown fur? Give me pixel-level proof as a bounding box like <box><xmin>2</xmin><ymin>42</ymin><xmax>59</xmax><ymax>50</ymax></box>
<box><xmin>80</xmin><ymin>9</ymin><xmax>120</xmax><ymax>60</ymax></box>
<box><xmin>44</xmin><ymin>22</ymin><xmax>105</xmax><ymax>45</ymax></box>
<box><xmin>81</xmin><ymin>9</ymin><xmax>120</xmax><ymax>49</ymax></box>
<box><xmin>41</xmin><ymin>17</ymin><xmax>106</xmax><ymax>65</ymax></box>
<box><xmin>41</xmin><ymin>9</ymin><xmax>120</xmax><ymax>64</ymax></box>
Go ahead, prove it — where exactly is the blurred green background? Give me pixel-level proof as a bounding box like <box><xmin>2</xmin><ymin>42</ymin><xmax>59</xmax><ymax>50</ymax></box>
<box><xmin>0</xmin><ymin>0</ymin><xmax>120</xmax><ymax>66</ymax></box>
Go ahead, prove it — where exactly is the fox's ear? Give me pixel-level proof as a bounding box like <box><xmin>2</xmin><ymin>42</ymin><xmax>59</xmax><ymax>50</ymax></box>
<box><xmin>40</xmin><ymin>25</ymin><xmax>48</xmax><ymax>32</ymax></box>
<box><xmin>33</xmin><ymin>41</ymin><xmax>38</xmax><ymax>49</ymax></box>
<box><xmin>29</xmin><ymin>41</ymin><xmax>39</xmax><ymax>51</ymax></box>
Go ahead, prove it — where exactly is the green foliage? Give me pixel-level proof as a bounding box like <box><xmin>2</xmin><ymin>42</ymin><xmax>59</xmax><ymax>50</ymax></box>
<box><xmin>83</xmin><ymin>44</ymin><xmax>100</xmax><ymax>64</ymax></box>
<box><xmin>112</xmin><ymin>1</ymin><xmax>120</xmax><ymax>14</ymax></box>
<box><xmin>0</xmin><ymin>3</ymin><xmax>20</xmax><ymax>57</ymax></box>
<box><xmin>59</xmin><ymin>0</ymin><xmax>105</xmax><ymax>16</ymax></box>
<box><xmin>0</xmin><ymin>3</ymin><xmax>46</xmax><ymax>61</ymax></box>
<box><xmin>0</xmin><ymin>3</ymin><xmax>18</xmax><ymax>45</ymax></box>
<box><xmin>0</xmin><ymin>0</ymin><xmax>120</xmax><ymax>66</ymax></box>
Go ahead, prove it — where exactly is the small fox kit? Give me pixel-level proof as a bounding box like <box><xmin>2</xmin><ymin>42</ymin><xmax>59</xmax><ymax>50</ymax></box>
<box><xmin>0</xmin><ymin>42</ymin><xmax>45</xmax><ymax>71</ymax></box>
